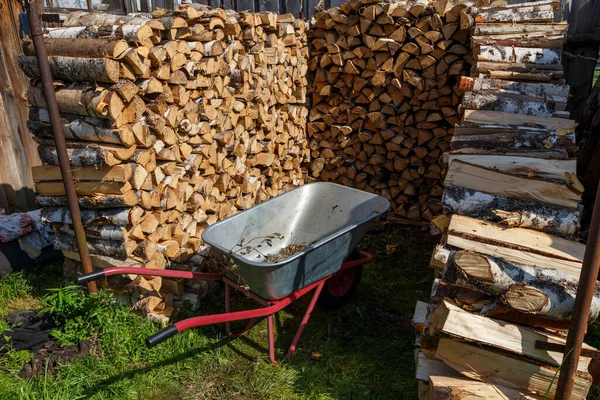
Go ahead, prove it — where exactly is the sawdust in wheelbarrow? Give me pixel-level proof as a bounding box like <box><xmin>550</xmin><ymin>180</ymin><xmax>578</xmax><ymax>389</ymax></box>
<box><xmin>263</xmin><ymin>242</ymin><xmax>316</xmax><ymax>263</ymax></box>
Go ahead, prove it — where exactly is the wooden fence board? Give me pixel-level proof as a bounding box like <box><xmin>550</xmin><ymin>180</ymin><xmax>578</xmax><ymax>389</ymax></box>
<box><xmin>260</xmin><ymin>0</ymin><xmax>279</xmax><ymax>13</ymax></box>
<box><xmin>236</xmin><ymin>0</ymin><xmax>255</xmax><ymax>11</ymax></box>
<box><xmin>285</xmin><ymin>0</ymin><xmax>301</xmax><ymax>17</ymax></box>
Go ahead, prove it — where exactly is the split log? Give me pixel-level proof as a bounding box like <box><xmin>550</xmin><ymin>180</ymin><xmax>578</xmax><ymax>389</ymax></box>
<box><xmin>32</xmin><ymin>165</ymin><xmax>132</xmax><ymax>182</ymax></box>
<box><xmin>473</xmin><ymin>22</ymin><xmax>568</xmax><ymax>36</ymax></box>
<box><xmin>427</xmin><ymin>375</ymin><xmax>543</xmax><ymax>400</ymax></box>
<box><xmin>472</xmin><ymin>32</ymin><xmax>566</xmax><ymax>48</ymax></box>
<box><xmin>415</xmin><ymin>351</ymin><xmax>461</xmax><ymax>382</ymax></box>
<box><xmin>448</xmin><ymin>215</ymin><xmax>584</xmax><ymax>267</ymax></box>
<box><xmin>19</xmin><ymin>56</ymin><xmax>120</xmax><ymax>84</ymax></box>
<box><xmin>462</xmin><ymin>109</ymin><xmax>576</xmax><ymax>132</ymax></box>
<box><xmin>35</xmin><ymin>181</ymin><xmax>132</xmax><ymax>196</ymax></box>
<box><xmin>429</xmin><ymin>300</ymin><xmax>594</xmax><ymax>370</ymax></box>
<box><xmin>442</xmin><ymin>184</ymin><xmax>581</xmax><ymax>238</ymax></box>
<box><xmin>475</xmin><ymin>61</ymin><xmax>564</xmax><ymax>82</ymax></box>
<box><xmin>62</xmin><ymin>250</ymin><xmax>143</xmax><ymax>270</ymax></box>
<box><xmin>459</xmin><ymin>76</ymin><xmax>569</xmax><ymax>104</ymax></box>
<box><xmin>444</xmin><ymin>161</ymin><xmax>582</xmax><ymax>210</ymax></box>
<box><xmin>448</xmin><ymin>250</ymin><xmax>599</xmax><ymax>321</ymax></box>
<box><xmin>444</xmin><ymin>153</ymin><xmax>576</xmax><ymax>182</ymax></box>
<box><xmin>435</xmin><ymin>338</ymin><xmax>592</xmax><ymax>399</ymax></box>
<box><xmin>451</xmin><ymin>125</ymin><xmax>576</xmax><ymax>153</ymax></box>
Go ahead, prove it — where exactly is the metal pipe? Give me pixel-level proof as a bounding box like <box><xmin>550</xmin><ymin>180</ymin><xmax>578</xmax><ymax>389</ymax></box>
<box><xmin>25</xmin><ymin>0</ymin><xmax>97</xmax><ymax>294</ymax></box>
<box><xmin>555</xmin><ymin>182</ymin><xmax>600</xmax><ymax>398</ymax></box>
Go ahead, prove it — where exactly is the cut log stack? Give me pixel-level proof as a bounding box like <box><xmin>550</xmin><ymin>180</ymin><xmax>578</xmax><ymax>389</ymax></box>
<box><xmin>21</xmin><ymin>4</ymin><xmax>309</xmax><ymax>318</ymax></box>
<box><xmin>414</xmin><ymin>1</ymin><xmax>599</xmax><ymax>398</ymax></box>
<box><xmin>307</xmin><ymin>0</ymin><xmax>474</xmax><ymax>221</ymax></box>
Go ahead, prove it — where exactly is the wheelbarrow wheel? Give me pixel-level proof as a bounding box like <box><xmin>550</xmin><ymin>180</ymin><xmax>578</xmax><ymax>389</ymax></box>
<box><xmin>319</xmin><ymin>249</ymin><xmax>363</xmax><ymax>309</ymax></box>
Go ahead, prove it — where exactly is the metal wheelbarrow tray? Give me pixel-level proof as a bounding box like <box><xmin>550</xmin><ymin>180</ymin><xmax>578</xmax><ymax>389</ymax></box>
<box><xmin>202</xmin><ymin>182</ymin><xmax>390</xmax><ymax>300</ymax></box>
<box><xmin>77</xmin><ymin>183</ymin><xmax>389</xmax><ymax>364</ymax></box>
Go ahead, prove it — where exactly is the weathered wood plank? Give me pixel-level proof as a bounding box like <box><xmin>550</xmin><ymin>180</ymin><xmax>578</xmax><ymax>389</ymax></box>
<box><xmin>444</xmin><ymin>153</ymin><xmax>576</xmax><ymax>182</ymax></box>
<box><xmin>436</xmin><ymin>338</ymin><xmax>592</xmax><ymax>398</ymax></box>
<box><xmin>430</xmin><ymin>300</ymin><xmax>593</xmax><ymax>370</ymax></box>
<box><xmin>444</xmin><ymin>161</ymin><xmax>582</xmax><ymax>210</ymax></box>
<box><xmin>448</xmin><ymin>215</ymin><xmax>585</xmax><ymax>263</ymax></box>
<box><xmin>462</xmin><ymin>109</ymin><xmax>576</xmax><ymax>132</ymax></box>
<box><xmin>0</xmin><ymin>0</ymin><xmax>40</xmax><ymax>210</ymax></box>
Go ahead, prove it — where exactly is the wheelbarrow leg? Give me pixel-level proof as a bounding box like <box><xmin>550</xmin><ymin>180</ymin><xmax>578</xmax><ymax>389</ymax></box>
<box><xmin>285</xmin><ymin>281</ymin><xmax>326</xmax><ymax>360</ymax></box>
<box><xmin>268</xmin><ymin>315</ymin><xmax>277</xmax><ymax>365</ymax></box>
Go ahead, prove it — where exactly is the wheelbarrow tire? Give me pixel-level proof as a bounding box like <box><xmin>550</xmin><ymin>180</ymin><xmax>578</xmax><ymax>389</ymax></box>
<box><xmin>319</xmin><ymin>249</ymin><xmax>363</xmax><ymax>309</ymax></box>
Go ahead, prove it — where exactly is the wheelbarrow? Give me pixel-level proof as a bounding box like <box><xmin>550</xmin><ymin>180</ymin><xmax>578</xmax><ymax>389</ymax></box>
<box><xmin>77</xmin><ymin>182</ymin><xmax>390</xmax><ymax>364</ymax></box>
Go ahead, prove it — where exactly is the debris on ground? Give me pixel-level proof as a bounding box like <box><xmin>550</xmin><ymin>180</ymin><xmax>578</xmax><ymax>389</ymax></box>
<box><xmin>20</xmin><ymin>339</ymin><xmax>92</xmax><ymax>378</ymax></box>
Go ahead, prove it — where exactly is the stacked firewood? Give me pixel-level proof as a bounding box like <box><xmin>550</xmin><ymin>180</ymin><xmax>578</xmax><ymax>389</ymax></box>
<box><xmin>307</xmin><ymin>0</ymin><xmax>474</xmax><ymax>221</ymax></box>
<box><xmin>20</xmin><ymin>4</ymin><xmax>309</xmax><ymax>317</ymax></box>
<box><xmin>414</xmin><ymin>1</ymin><xmax>599</xmax><ymax>398</ymax></box>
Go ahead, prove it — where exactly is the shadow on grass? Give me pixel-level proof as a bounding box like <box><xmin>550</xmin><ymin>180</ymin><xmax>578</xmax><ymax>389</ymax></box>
<box><xmin>81</xmin><ymin>336</ymin><xmax>233</xmax><ymax>398</ymax></box>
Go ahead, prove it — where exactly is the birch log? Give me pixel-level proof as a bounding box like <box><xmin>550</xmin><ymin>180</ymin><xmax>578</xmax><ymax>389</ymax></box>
<box><xmin>442</xmin><ymin>184</ymin><xmax>580</xmax><ymax>237</ymax></box>
<box><xmin>51</xmin><ymin>224</ymin><xmax>126</xmax><ymax>241</ymax></box>
<box><xmin>41</xmin><ymin>206</ymin><xmax>132</xmax><ymax>226</ymax></box>
<box><xmin>22</xmin><ymin>38</ymin><xmax>130</xmax><ymax>59</ymax></box>
<box><xmin>448</xmin><ymin>250</ymin><xmax>600</xmax><ymax>321</ymax></box>
<box><xmin>27</xmin><ymin>85</ymin><xmax>124</xmax><ymax>120</ymax></box>
<box><xmin>27</xmin><ymin>120</ymin><xmax>136</xmax><ymax>147</ymax></box>
<box><xmin>18</xmin><ymin>56</ymin><xmax>120</xmax><ymax>84</ymax></box>
<box><xmin>472</xmin><ymin>1</ymin><xmax>557</xmax><ymax>23</ymax></box>
<box><xmin>51</xmin><ymin>232</ymin><xmax>129</xmax><ymax>259</ymax></box>
<box><xmin>478</xmin><ymin>46</ymin><xmax>561</xmax><ymax>65</ymax></box>
<box><xmin>45</xmin><ymin>25</ymin><xmax>155</xmax><ymax>42</ymax></box>
<box><xmin>36</xmin><ymin>192</ymin><xmax>139</xmax><ymax>209</ymax></box>
<box><xmin>459</xmin><ymin>76</ymin><xmax>569</xmax><ymax>103</ymax></box>
<box><xmin>462</xmin><ymin>91</ymin><xmax>559</xmax><ymax>117</ymax></box>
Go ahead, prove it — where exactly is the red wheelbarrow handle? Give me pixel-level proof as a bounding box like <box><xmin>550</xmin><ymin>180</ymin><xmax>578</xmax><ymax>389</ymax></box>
<box><xmin>76</xmin><ymin>267</ymin><xmax>223</xmax><ymax>285</ymax></box>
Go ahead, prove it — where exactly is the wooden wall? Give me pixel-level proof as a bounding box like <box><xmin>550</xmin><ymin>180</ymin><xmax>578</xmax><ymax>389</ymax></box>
<box><xmin>0</xmin><ymin>0</ymin><xmax>40</xmax><ymax>211</ymax></box>
<box><xmin>139</xmin><ymin>0</ymin><xmax>350</xmax><ymax>17</ymax></box>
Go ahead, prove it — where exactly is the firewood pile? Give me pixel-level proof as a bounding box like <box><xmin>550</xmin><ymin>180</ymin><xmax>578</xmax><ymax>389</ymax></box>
<box><xmin>20</xmin><ymin>4</ymin><xmax>309</xmax><ymax>319</ymax></box>
<box><xmin>414</xmin><ymin>1</ymin><xmax>599</xmax><ymax>398</ymax></box>
<box><xmin>306</xmin><ymin>0</ymin><xmax>474</xmax><ymax>222</ymax></box>
<box><xmin>307</xmin><ymin>0</ymin><xmax>473</xmax><ymax>220</ymax></box>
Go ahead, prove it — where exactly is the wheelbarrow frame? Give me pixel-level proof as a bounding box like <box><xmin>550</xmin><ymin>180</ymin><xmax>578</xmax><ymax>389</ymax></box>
<box><xmin>77</xmin><ymin>251</ymin><xmax>374</xmax><ymax>365</ymax></box>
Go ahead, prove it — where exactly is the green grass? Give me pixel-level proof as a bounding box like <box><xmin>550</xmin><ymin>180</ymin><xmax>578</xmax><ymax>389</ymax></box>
<box><xmin>0</xmin><ymin>226</ymin><xmax>435</xmax><ymax>400</ymax></box>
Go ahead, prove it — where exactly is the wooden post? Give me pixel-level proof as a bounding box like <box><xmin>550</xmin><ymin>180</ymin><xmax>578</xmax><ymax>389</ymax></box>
<box><xmin>0</xmin><ymin>0</ymin><xmax>41</xmax><ymax>210</ymax></box>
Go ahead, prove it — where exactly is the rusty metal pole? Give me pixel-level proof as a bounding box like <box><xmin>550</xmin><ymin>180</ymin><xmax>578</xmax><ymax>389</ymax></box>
<box><xmin>25</xmin><ymin>0</ymin><xmax>97</xmax><ymax>294</ymax></box>
<box><xmin>555</xmin><ymin>182</ymin><xmax>600</xmax><ymax>398</ymax></box>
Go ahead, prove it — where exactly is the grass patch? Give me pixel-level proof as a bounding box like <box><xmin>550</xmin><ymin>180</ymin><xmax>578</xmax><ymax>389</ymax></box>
<box><xmin>0</xmin><ymin>226</ymin><xmax>435</xmax><ymax>399</ymax></box>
